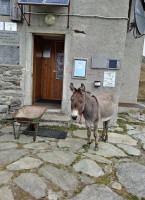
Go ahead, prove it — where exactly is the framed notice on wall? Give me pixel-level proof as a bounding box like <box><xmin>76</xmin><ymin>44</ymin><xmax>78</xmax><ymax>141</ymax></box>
<box><xmin>72</xmin><ymin>58</ymin><xmax>87</xmax><ymax>79</ymax></box>
<box><xmin>103</xmin><ymin>71</ymin><xmax>116</xmax><ymax>87</ymax></box>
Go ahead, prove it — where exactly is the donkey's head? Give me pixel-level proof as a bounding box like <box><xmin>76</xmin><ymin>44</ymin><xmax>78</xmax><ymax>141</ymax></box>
<box><xmin>70</xmin><ymin>83</ymin><xmax>86</xmax><ymax>120</ymax></box>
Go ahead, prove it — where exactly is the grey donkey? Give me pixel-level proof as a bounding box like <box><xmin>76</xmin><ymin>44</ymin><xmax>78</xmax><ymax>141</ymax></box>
<box><xmin>70</xmin><ymin>83</ymin><xmax>115</xmax><ymax>150</ymax></box>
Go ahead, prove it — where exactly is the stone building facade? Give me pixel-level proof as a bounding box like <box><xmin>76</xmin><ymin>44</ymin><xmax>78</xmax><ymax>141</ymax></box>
<box><xmin>0</xmin><ymin>0</ymin><xmax>144</xmax><ymax>119</ymax></box>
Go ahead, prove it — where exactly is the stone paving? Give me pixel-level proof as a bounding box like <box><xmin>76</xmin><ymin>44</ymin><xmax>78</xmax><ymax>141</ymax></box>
<box><xmin>0</xmin><ymin>114</ymin><xmax>145</xmax><ymax>200</ymax></box>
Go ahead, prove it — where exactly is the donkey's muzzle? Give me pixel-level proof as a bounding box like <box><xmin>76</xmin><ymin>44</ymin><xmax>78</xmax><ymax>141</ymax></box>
<box><xmin>72</xmin><ymin>116</ymin><xmax>77</xmax><ymax>120</ymax></box>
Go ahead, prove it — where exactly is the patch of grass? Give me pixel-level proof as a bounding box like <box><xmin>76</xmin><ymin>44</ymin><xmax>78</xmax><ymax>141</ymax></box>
<box><xmin>95</xmin><ymin>168</ymin><xmax>117</xmax><ymax>186</ymax></box>
<box><xmin>118</xmin><ymin>113</ymin><xmax>145</xmax><ymax>126</ymax></box>
<box><xmin>41</xmin><ymin>124</ymin><xmax>86</xmax><ymax>133</ymax></box>
<box><xmin>72</xmin><ymin>185</ymin><xmax>85</xmax><ymax>198</ymax></box>
<box><xmin>117</xmin><ymin>119</ymin><xmax>127</xmax><ymax>133</ymax></box>
<box><xmin>117</xmin><ymin>191</ymin><xmax>140</xmax><ymax>200</ymax></box>
<box><xmin>94</xmin><ymin>169</ymin><xmax>140</xmax><ymax>200</ymax></box>
<box><xmin>71</xmin><ymin>155</ymin><xmax>82</xmax><ymax>166</ymax></box>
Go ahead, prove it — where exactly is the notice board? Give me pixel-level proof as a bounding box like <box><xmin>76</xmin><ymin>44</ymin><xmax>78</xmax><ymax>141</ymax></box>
<box><xmin>0</xmin><ymin>45</ymin><xmax>19</xmax><ymax>65</ymax></box>
<box><xmin>0</xmin><ymin>0</ymin><xmax>10</xmax><ymax>16</ymax></box>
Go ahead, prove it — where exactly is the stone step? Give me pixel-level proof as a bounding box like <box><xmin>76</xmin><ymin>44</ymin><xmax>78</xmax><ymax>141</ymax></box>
<box><xmin>40</xmin><ymin>112</ymin><xmax>71</xmax><ymax>127</ymax></box>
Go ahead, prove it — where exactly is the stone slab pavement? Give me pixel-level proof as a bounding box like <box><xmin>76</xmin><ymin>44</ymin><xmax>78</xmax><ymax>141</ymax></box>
<box><xmin>0</xmin><ymin>113</ymin><xmax>145</xmax><ymax>200</ymax></box>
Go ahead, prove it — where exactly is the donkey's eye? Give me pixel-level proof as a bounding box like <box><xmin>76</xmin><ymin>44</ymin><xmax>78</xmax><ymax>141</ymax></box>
<box><xmin>80</xmin><ymin>101</ymin><xmax>83</xmax><ymax>104</ymax></box>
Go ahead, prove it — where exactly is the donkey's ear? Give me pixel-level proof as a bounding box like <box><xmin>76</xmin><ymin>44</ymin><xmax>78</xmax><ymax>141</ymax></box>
<box><xmin>78</xmin><ymin>83</ymin><xmax>85</xmax><ymax>94</ymax></box>
<box><xmin>80</xmin><ymin>83</ymin><xmax>85</xmax><ymax>92</ymax></box>
<box><xmin>70</xmin><ymin>83</ymin><xmax>76</xmax><ymax>93</ymax></box>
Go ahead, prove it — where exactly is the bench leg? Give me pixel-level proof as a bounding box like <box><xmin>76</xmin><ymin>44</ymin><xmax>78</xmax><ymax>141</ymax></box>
<box><xmin>17</xmin><ymin>123</ymin><xmax>22</xmax><ymax>139</ymax></box>
<box><xmin>33</xmin><ymin>123</ymin><xmax>39</xmax><ymax>142</ymax></box>
<box><xmin>12</xmin><ymin>122</ymin><xmax>16</xmax><ymax>139</ymax></box>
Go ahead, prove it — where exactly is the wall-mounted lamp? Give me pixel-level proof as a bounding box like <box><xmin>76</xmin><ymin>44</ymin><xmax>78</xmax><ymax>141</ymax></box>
<box><xmin>44</xmin><ymin>14</ymin><xmax>56</xmax><ymax>26</ymax></box>
<box><xmin>94</xmin><ymin>81</ymin><xmax>101</xmax><ymax>87</ymax></box>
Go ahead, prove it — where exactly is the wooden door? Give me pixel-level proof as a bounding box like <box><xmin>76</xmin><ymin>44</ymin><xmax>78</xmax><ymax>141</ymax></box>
<box><xmin>32</xmin><ymin>36</ymin><xmax>43</xmax><ymax>103</ymax></box>
<box><xmin>41</xmin><ymin>40</ymin><xmax>64</xmax><ymax>100</ymax></box>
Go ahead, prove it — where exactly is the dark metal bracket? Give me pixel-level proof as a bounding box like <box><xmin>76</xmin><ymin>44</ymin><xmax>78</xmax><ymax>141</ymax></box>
<box><xmin>18</xmin><ymin>4</ymin><xmax>30</xmax><ymax>26</ymax></box>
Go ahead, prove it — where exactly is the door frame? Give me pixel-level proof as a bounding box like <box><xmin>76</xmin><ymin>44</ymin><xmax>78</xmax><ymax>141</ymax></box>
<box><xmin>24</xmin><ymin>32</ymin><xmax>70</xmax><ymax>114</ymax></box>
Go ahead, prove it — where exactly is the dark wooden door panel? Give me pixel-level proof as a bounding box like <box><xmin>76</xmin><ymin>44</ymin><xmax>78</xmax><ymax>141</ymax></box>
<box><xmin>33</xmin><ymin>36</ymin><xmax>43</xmax><ymax>103</ymax></box>
<box><xmin>51</xmin><ymin>41</ymin><xmax>64</xmax><ymax>100</ymax></box>
<box><xmin>42</xmin><ymin>40</ymin><xmax>64</xmax><ymax>100</ymax></box>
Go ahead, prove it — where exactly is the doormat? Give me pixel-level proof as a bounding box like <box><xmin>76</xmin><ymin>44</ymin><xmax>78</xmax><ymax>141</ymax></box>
<box><xmin>22</xmin><ymin>127</ymin><xmax>67</xmax><ymax>139</ymax></box>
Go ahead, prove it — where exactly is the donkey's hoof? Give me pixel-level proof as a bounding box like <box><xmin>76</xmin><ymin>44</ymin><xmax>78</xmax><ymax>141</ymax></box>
<box><xmin>99</xmin><ymin>136</ymin><xmax>104</xmax><ymax>141</ymax></box>
<box><xmin>94</xmin><ymin>147</ymin><xmax>99</xmax><ymax>151</ymax></box>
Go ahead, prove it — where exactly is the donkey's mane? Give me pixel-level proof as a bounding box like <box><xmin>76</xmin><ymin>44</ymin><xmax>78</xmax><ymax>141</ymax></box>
<box><xmin>85</xmin><ymin>91</ymin><xmax>99</xmax><ymax>107</ymax></box>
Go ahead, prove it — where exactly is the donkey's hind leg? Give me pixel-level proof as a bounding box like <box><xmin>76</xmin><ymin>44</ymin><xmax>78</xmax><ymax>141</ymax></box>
<box><xmin>99</xmin><ymin>121</ymin><xmax>106</xmax><ymax>141</ymax></box>
<box><xmin>104</xmin><ymin>120</ymin><xmax>110</xmax><ymax>142</ymax></box>
<box><xmin>94</xmin><ymin>121</ymin><xmax>99</xmax><ymax>150</ymax></box>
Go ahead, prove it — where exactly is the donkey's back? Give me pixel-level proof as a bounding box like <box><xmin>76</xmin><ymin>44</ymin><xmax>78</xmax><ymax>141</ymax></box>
<box><xmin>97</xmin><ymin>92</ymin><xmax>115</xmax><ymax>122</ymax></box>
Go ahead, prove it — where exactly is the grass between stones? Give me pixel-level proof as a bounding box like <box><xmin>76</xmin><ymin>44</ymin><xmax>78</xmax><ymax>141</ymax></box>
<box><xmin>93</xmin><ymin>167</ymin><xmax>140</xmax><ymax>200</ymax></box>
<box><xmin>117</xmin><ymin>119</ymin><xmax>127</xmax><ymax>133</ymax></box>
<box><xmin>41</xmin><ymin>124</ymin><xmax>86</xmax><ymax>133</ymax></box>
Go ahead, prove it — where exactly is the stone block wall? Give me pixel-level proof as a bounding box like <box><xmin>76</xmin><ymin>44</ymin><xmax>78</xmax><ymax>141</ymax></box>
<box><xmin>0</xmin><ymin>65</ymin><xmax>23</xmax><ymax>117</ymax></box>
<box><xmin>138</xmin><ymin>57</ymin><xmax>145</xmax><ymax>101</ymax></box>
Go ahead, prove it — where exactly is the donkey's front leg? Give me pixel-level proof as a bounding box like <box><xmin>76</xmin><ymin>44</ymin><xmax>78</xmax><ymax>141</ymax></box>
<box><xmin>94</xmin><ymin>121</ymin><xmax>99</xmax><ymax>150</ymax></box>
<box><xmin>85</xmin><ymin>121</ymin><xmax>91</xmax><ymax>148</ymax></box>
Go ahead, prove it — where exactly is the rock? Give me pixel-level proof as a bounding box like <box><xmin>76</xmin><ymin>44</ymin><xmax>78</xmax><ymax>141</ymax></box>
<box><xmin>0</xmin><ymin>133</ymin><xmax>34</xmax><ymax>143</ymax></box>
<box><xmin>0</xmin><ymin>149</ymin><xmax>29</xmax><ymax>165</ymax></box>
<box><xmin>109</xmin><ymin>127</ymin><xmax>124</xmax><ymax>132</ymax></box>
<box><xmin>78</xmin><ymin>149</ymin><xmax>86</xmax><ymax>153</ymax></box>
<box><xmin>23</xmin><ymin>142</ymin><xmax>50</xmax><ymax>150</ymax></box>
<box><xmin>104</xmin><ymin>165</ymin><xmax>112</xmax><ymax>174</ymax></box>
<box><xmin>132</xmin><ymin>133</ymin><xmax>145</xmax><ymax>144</ymax></box>
<box><xmin>117</xmin><ymin>144</ymin><xmax>141</xmax><ymax>156</ymax></box>
<box><xmin>118</xmin><ymin>158</ymin><xmax>133</xmax><ymax>163</ymax></box>
<box><xmin>48</xmin><ymin>190</ymin><xmax>63</xmax><ymax>200</ymax></box>
<box><xmin>91</xmin><ymin>142</ymin><xmax>127</xmax><ymax>158</ymax></box>
<box><xmin>58</xmin><ymin>138</ymin><xmax>86</xmax><ymax>151</ymax></box>
<box><xmin>143</xmin><ymin>144</ymin><xmax>145</xmax><ymax>150</ymax></box>
<box><xmin>127</xmin><ymin>130</ymin><xmax>143</xmax><ymax>135</ymax></box>
<box><xmin>37</xmin><ymin>151</ymin><xmax>76</xmax><ymax>166</ymax></box>
<box><xmin>0</xmin><ymin>105</ymin><xmax>8</xmax><ymax>113</ymax></box>
<box><xmin>0</xmin><ymin>186</ymin><xmax>14</xmax><ymax>200</ymax></box>
<box><xmin>73</xmin><ymin>130</ymin><xmax>94</xmax><ymax>139</ymax></box>
<box><xmin>68</xmin><ymin>184</ymin><xmax>124</xmax><ymax>200</ymax></box>
<box><xmin>7</xmin><ymin>156</ymin><xmax>42</xmax><ymax>170</ymax></box>
<box><xmin>116</xmin><ymin>162</ymin><xmax>145</xmax><ymax>198</ymax></box>
<box><xmin>10</xmin><ymin>98</ymin><xmax>21</xmax><ymax>108</ymax></box>
<box><xmin>0</xmin><ymin>142</ymin><xmax>18</xmax><ymax>150</ymax></box>
<box><xmin>83</xmin><ymin>153</ymin><xmax>112</xmax><ymax>165</ymax></box>
<box><xmin>126</xmin><ymin>124</ymin><xmax>134</xmax><ymax>130</ymax></box>
<box><xmin>79</xmin><ymin>175</ymin><xmax>95</xmax><ymax>184</ymax></box>
<box><xmin>51</xmin><ymin>145</ymin><xmax>59</xmax><ymax>151</ymax></box>
<box><xmin>14</xmin><ymin>173</ymin><xmax>46</xmax><ymax>199</ymax></box>
<box><xmin>110</xmin><ymin>181</ymin><xmax>122</xmax><ymax>190</ymax></box>
<box><xmin>0</xmin><ymin>127</ymin><xmax>13</xmax><ymax>134</ymax></box>
<box><xmin>17</xmin><ymin>135</ymin><xmax>34</xmax><ymax>144</ymax></box>
<box><xmin>39</xmin><ymin>165</ymin><xmax>78</xmax><ymax>191</ymax></box>
<box><xmin>0</xmin><ymin>171</ymin><xmax>13</xmax><ymax>184</ymax></box>
<box><xmin>73</xmin><ymin>159</ymin><xmax>104</xmax><ymax>178</ymax></box>
<box><xmin>108</xmin><ymin>132</ymin><xmax>137</xmax><ymax>146</ymax></box>
<box><xmin>35</xmin><ymin>136</ymin><xmax>46</xmax><ymax>142</ymax></box>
